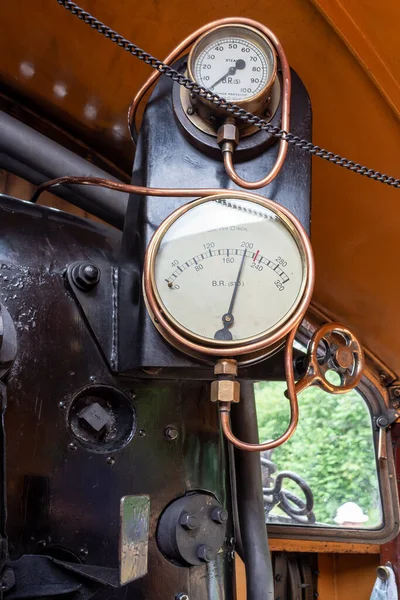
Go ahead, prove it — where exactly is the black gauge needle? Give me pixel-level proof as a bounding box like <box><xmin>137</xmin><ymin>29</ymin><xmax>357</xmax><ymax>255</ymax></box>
<box><xmin>209</xmin><ymin>59</ymin><xmax>246</xmax><ymax>90</ymax></box>
<box><xmin>214</xmin><ymin>250</ymin><xmax>247</xmax><ymax>341</ymax></box>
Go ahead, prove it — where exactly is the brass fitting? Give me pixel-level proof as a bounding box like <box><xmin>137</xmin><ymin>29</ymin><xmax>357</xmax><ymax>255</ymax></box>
<box><xmin>210</xmin><ymin>380</ymin><xmax>240</xmax><ymax>404</ymax></box>
<box><xmin>214</xmin><ymin>359</ymin><xmax>238</xmax><ymax>377</ymax></box>
<box><xmin>217</xmin><ymin>118</ymin><xmax>239</xmax><ymax>152</ymax></box>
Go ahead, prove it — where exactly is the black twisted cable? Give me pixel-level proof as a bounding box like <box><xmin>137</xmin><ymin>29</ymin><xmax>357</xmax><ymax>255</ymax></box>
<box><xmin>57</xmin><ymin>0</ymin><xmax>400</xmax><ymax>189</ymax></box>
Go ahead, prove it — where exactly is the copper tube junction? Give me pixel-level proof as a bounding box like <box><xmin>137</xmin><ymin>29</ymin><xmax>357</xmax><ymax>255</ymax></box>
<box><xmin>128</xmin><ymin>17</ymin><xmax>291</xmax><ymax>190</ymax></box>
<box><xmin>219</xmin><ymin>327</ymin><xmax>299</xmax><ymax>452</ymax></box>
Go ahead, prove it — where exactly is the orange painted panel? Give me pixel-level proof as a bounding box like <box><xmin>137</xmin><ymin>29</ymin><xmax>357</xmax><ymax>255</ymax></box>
<box><xmin>319</xmin><ymin>553</ymin><xmax>379</xmax><ymax>600</ymax></box>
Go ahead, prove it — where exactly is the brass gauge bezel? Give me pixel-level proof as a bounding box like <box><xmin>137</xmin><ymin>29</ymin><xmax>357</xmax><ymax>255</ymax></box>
<box><xmin>143</xmin><ymin>192</ymin><xmax>314</xmax><ymax>364</ymax></box>
<box><xmin>187</xmin><ymin>24</ymin><xmax>278</xmax><ymax>123</ymax></box>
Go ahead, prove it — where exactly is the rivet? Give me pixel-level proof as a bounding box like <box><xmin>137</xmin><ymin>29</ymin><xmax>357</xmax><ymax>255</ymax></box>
<box><xmin>68</xmin><ymin>442</ymin><xmax>77</xmax><ymax>451</ymax></box>
<box><xmin>107</xmin><ymin>456</ymin><xmax>115</xmax><ymax>466</ymax></box>
<box><xmin>165</xmin><ymin>426</ymin><xmax>179</xmax><ymax>440</ymax></box>
<box><xmin>139</xmin><ymin>429</ymin><xmax>146</xmax><ymax>437</ymax></box>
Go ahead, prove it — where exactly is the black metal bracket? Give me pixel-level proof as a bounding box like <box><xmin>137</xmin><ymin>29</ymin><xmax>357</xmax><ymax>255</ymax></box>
<box><xmin>65</xmin><ymin>261</ymin><xmax>141</xmax><ymax>373</ymax></box>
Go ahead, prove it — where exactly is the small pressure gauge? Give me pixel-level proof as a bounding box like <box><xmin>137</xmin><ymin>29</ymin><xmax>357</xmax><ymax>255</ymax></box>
<box><xmin>187</xmin><ymin>24</ymin><xmax>277</xmax><ymax>123</ymax></box>
<box><xmin>143</xmin><ymin>192</ymin><xmax>313</xmax><ymax>365</ymax></box>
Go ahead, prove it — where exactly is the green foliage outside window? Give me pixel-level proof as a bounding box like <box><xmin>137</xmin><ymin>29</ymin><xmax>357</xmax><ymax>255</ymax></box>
<box><xmin>255</xmin><ymin>381</ymin><xmax>381</xmax><ymax>527</ymax></box>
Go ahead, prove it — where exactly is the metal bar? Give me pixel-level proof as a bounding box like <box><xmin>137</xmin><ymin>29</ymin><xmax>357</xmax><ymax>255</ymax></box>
<box><xmin>0</xmin><ymin>111</ymin><xmax>128</xmax><ymax>228</ymax></box>
<box><xmin>231</xmin><ymin>381</ymin><xmax>274</xmax><ymax>600</ymax></box>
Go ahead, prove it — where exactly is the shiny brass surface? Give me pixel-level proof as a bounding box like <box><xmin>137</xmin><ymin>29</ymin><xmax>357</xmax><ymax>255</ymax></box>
<box><xmin>214</xmin><ymin>358</ymin><xmax>238</xmax><ymax>376</ymax></box>
<box><xmin>217</xmin><ymin>118</ymin><xmax>239</xmax><ymax>148</ymax></box>
<box><xmin>210</xmin><ymin>380</ymin><xmax>240</xmax><ymax>403</ymax></box>
<box><xmin>295</xmin><ymin>322</ymin><xmax>365</xmax><ymax>395</ymax></box>
<box><xmin>179</xmin><ymin>76</ymin><xmax>280</xmax><ymax>138</ymax></box>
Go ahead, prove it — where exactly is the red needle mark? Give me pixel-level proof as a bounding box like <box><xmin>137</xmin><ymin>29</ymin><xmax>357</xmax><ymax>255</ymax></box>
<box><xmin>253</xmin><ymin>250</ymin><xmax>260</xmax><ymax>262</ymax></box>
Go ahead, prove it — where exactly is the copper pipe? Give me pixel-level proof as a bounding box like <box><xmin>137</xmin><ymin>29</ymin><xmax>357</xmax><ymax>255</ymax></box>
<box><xmin>223</xmin><ymin>139</ymin><xmax>287</xmax><ymax>189</ymax></box>
<box><xmin>219</xmin><ymin>326</ymin><xmax>299</xmax><ymax>452</ymax></box>
<box><xmin>30</xmin><ymin>176</ymin><xmax>229</xmax><ymax>204</ymax></box>
<box><xmin>128</xmin><ymin>17</ymin><xmax>291</xmax><ymax>190</ymax></box>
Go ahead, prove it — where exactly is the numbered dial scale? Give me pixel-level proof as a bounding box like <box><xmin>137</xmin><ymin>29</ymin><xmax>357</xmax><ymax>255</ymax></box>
<box><xmin>143</xmin><ymin>193</ymin><xmax>314</xmax><ymax>363</ymax></box>
<box><xmin>187</xmin><ymin>25</ymin><xmax>277</xmax><ymax>119</ymax></box>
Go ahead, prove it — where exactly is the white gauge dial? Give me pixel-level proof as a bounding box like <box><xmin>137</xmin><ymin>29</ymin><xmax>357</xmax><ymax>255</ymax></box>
<box><xmin>188</xmin><ymin>24</ymin><xmax>276</xmax><ymax>106</ymax></box>
<box><xmin>194</xmin><ymin>37</ymin><xmax>270</xmax><ymax>102</ymax></box>
<box><xmin>152</xmin><ymin>197</ymin><xmax>307</xmax><ymax>344</ymax></box>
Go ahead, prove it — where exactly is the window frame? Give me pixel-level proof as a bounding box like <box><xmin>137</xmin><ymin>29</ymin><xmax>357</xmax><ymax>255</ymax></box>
<box><xmin>264</xmin><ymin>307</ymin><xmax>400</xmax><ymax>544</ymax></box>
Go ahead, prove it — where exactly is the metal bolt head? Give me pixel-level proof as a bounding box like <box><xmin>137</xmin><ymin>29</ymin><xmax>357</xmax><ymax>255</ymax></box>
<box><xmin>394</xmin><ymin>388</ymin><xmax>400</xmax><ymax>397</ymax></box>
<box><xmin>78</xmin><ymin>402</ymin><xmax>111</xmax><ymax>433</ymax></box>
<box><xmin>377</xmin><ymin>416</ymin><xmax>390</xmax><ymax>428</ymax></box>
<box><xmin>187</xmin><ymin>106</ymin><xmax>194</xmax><ymax>115</ymax></box>
<box><xmin>68</xmin><ymin>442</ymin><xmax>77</xmax><ymax>451</ymax></box>
<box><xmin>176</xmin><ymin>594</ymin><xmax>189</xmax><ymax>600</ymax></box>
<box><xmin>82</xmin><ymin>265</ymin><xmax>99</xmax><ymax>282</ymax></box>
<box><xmin>106</xmin><ymin>456</ymin><xmax>115</xmax><ymax>466</ymax></box>
<box><xmin>212</xmin><ymin>508</ymin><xmax>228</xmax><ymax>524</ymax></box>
<box><xmin>180</xmin><ymin>512</ymin><xmax>198</xmax><ymax>531</ymax></box>
<box><xmin>214</xmin><ymin>359</ymin><xmax>237</xmax><ymax>376</ymax></box>
<box><xmin>71</xmin><ymin>262</ymin><xmax>100</xmax><ymax>291</ymax></box>
<box><xmin>197</xmin><ymin>545</ymin><xmax>214</xmax><ymax>563</ymax></box>
<box><xmin>217</xmin><ymin>120</ymin><xmax>239</xmax><ymax>149</ymax></box>
<box><xmin>165</xmin><ymin>426</ymin><xmax>179</xmax><ymax>440</ymax></box>
<box><xmin>210</xmin><ymin>380</ymin><xmax>240</xmax><ymax>403</ymax></box>
<box><xmin>393</xmin><ymin>400</ymin><xmax>400</xmax><ymax>409</ymax></box>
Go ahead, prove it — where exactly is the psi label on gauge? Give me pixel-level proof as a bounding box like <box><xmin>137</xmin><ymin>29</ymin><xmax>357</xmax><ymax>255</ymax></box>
<box><xmin>153</xmin><ymin>198</ymin><xmax>306</xmax><ymax>344</ymax></box>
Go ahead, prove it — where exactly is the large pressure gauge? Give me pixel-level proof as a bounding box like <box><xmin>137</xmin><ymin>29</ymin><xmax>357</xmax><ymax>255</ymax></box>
<box><xmin>143</xmin><ymin>193</ymin><xmax>313</xmax><ymax>364</ymax></box>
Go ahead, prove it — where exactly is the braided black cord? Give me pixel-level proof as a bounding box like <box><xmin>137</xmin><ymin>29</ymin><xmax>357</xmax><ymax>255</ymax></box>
<box><xmin>57</xmin><ymin>0</ymin><xmax>400</xmax><ymax>189</ymax></box>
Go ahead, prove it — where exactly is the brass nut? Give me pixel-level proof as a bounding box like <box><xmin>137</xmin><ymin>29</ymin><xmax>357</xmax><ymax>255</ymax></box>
<box><xmin>210</xmin><ymin>380</ymin><xmax>240</xmax><ymax>403</ymax></box>
<box><xmin>217</xmin><ymin>123</ymin><xmax>239</xmax><ymax>149</ymax></box>
<box><xmin>214</xmin><ymin>359</ymin><xmax>237</xmax><ymax>376</ymax></box>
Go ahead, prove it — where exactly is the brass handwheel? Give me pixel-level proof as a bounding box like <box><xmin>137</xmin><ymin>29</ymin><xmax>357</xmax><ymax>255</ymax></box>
<box><xmin>296</xmin><ymin>323</ymin><xmax>364</xmax><ymax>395</ymax></box>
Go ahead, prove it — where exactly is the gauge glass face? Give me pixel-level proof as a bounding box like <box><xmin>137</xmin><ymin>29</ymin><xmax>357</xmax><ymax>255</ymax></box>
<box><xmin>192</xmin><ymin>30</ymin><xmax>273</xmax><ymax>102</ymax></box>
<box><xmin>153</xmin><ymin>198</ymin><xmax>306</xmax><ymax>344</ymax></box>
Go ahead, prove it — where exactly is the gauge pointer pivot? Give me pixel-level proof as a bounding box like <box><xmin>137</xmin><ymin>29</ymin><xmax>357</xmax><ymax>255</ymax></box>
<box><xmin>209</xmin><ymin>59</ymin><xmax>246</xmax><ymax>90</ymax></box>
<box><xmin>214</xmin><ymin>250</ymin><xmax>247</xmax><ymax>340</ymax></box>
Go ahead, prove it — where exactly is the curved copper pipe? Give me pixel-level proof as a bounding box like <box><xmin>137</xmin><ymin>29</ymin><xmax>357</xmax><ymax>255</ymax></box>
<box><xmin>128</xmin><ymin>18</ymin><xmax>291</xmax><ymax>192</ymax></box>
<box><xmin>219</xmin><ymin>326</ymin><xmax>299</xmax><ymax>452</ymax></box>
<box><xmin>30</xmin><ymin>176</ymin><xmax>229</xmax><ymax>204</ymax></box>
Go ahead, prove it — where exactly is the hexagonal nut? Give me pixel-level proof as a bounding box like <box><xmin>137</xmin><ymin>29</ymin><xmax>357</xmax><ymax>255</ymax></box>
<box><xmin>217</xmin><ymin>122</ymin><xmax>239</xmax><ymax>148</ymax></box>
<box><xmin>214</xmin><ymin>359</ymin><xmax>237</xmax><ymax>376</ymax></box>
<box><xmin>210</xmin><ymin>380</ymin><xmax>240</xmax><ymax>403</ymax></box>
